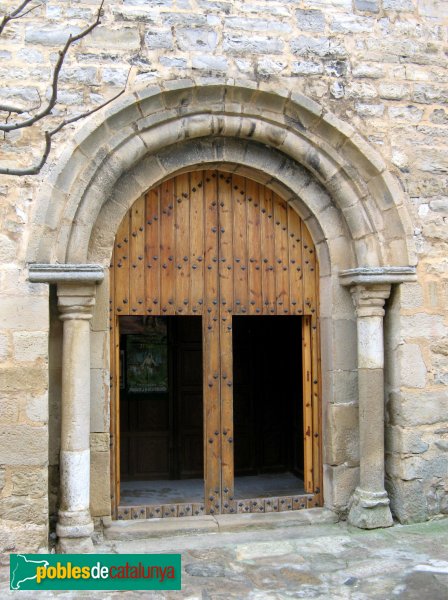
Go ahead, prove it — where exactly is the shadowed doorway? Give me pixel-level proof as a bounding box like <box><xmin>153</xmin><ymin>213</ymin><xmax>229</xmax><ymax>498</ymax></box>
<box><xmin>119</xmin><ymin>316</ymin><xmax>204</xmax><ymax>506</ymax></box>
<box><xmin>233</xmin><ymin>316</ymin><xmax>305</xmax><ymax>500</ymax></box>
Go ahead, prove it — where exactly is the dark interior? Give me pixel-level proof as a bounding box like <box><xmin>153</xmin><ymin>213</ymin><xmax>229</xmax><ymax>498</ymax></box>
<box><xmin>119</xmin><ymin>316</ymin><xmax>203</xmax><ymax>481</ymax></box>
<box><xmin>233</xmin><ymin>316</ymin><xmax>303</xmax><ymax>481</ymax></box>
<box><xmin>119</xmin><ymin>314</ymin><xmax>304</xmax><ymax>503</ymax></box>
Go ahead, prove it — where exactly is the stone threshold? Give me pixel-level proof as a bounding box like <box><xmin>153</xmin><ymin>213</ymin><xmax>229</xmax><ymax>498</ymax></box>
<box><xmin>102</xmin><ymin>507</ymin><xmax>338</xmax><ymax>541</ymax></box>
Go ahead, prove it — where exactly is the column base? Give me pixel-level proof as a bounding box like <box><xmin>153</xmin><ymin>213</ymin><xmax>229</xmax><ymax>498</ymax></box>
<box><xmin>56</xmin><ymin>510</ymin><xmax>94</xmax><ymax>553</ymax></box>
<box><xmin>348</xmin><ymin>487</ymin><xmax>394</xmax><ymax>529</ymax></box>
<box><xmin>57</xmin><ymin>536</ymin><xmax>94</xmax><ymax>554</ymax></box>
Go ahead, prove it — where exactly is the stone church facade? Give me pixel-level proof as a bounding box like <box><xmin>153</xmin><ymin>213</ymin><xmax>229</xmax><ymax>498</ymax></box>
<box><xmin>0</xmin><ymin>0</ymin><xmax>447</xmax><ymax>553</ymax></box>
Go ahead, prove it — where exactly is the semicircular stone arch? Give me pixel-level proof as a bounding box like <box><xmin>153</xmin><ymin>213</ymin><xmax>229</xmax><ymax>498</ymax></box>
<box><xmin>28</xmin><ymin>80</ymin><xmax>415</xmax><ymax>273</ymax></box>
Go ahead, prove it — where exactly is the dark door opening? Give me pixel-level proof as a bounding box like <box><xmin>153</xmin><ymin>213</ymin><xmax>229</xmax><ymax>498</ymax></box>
<box><xmin>233</xmin><ymin>316</ymin><xmax>304</xmax><ymax>499</ymax></box>
<box><xmin>119</xmin><ymin>316</ymin><xmax>204</xmax><ymax>505</ymax></box>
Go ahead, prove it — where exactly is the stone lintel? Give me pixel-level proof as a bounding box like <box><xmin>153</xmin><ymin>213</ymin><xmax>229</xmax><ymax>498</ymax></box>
<box><xmin>28</xmin><ymin>263</ymin><xmax>104</xmax><ymax>284</ymax></box>
<box><xmin>339</xmin><ymin>266</ymin><xmax>416</xmax><ymax>287</ymax></box>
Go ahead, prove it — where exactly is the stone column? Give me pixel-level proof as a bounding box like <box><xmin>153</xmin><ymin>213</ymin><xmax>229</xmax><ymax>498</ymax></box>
<box><xmin>56</xmin><ymin>283</ymin><xmax>96</xmax><ymax>553</ymax></box>
<box><xmin>348</xmin><ymin>284</ymin><xmax>393</xmax><ymax>529</ymax></box>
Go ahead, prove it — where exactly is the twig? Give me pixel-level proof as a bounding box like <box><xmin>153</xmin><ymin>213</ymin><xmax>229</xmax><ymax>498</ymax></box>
<box><xmin>0</xmin><ymin>80</ymin><xmax>127</xmax><ymax>176</ymax></box>
<box><xmin>0</xmin><ymin>0</ymin><xmax>105</xmax><ymax>132</ymax></box>
<box><xmin>0</xmin><ymin>0</ymin><xmax>40</xmax><ymax>36</ymax></box>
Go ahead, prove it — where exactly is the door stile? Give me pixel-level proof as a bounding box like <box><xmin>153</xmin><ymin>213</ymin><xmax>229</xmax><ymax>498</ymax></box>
<box><xmin>218</xmin><ymin>174</ymin><xmax>235</xmax><ymax>513</ymax></box>
<box><xmin>302</xmin><ymin>316</ymin><xmax>314</xmax><ymax>494</ymax></box>
<box><xmin>112</xmin><ymin>310</ymin><xmax>121</xmax><ymax>512</ymax></box>
<box><xmin>203</xmin><ymin>172</ymin><xmax>221</xmax><ymax>515</ymax></box>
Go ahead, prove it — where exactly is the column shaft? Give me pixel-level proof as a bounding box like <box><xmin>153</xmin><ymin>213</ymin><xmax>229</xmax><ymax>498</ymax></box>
<box><xmin>56</xmin><ymin>284</ymin><xmax>96</xmax><ymax>553</ymax></box>
<box><xmin>348</xmin><ymin>285</ymin><xmax>393</xmax><ymax>529</ymax></box>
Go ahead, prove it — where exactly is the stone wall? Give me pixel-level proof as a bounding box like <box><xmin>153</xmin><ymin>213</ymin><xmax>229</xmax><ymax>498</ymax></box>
<box><xmin>0</xmin><ymin>0</ymin><xmax>447</xmax><ymax>551</ymax></box>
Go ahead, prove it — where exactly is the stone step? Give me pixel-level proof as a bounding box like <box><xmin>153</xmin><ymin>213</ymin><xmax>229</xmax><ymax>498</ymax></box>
<box><xmin>102</xmin><ymin>507</ymin><xmax>338</xmax><ymax>541</ymax></box>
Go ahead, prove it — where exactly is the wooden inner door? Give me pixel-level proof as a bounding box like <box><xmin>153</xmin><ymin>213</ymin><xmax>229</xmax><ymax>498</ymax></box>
<box><xmin>119</xmin><ymin>316</ymin><xmax>203</xmax><ymax>481</ymax></box>
<box><xmin>110</xmin><ymin>170</ymin><xmax>321</xmax><ymax>516</ymax></box>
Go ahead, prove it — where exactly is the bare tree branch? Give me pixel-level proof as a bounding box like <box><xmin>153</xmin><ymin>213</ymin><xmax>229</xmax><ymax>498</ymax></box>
<box><xmin>0</xmin><ymin>0</ymin><xmax>130</xmax><ymax>176</ymax></box>
<box><xmin>0</xmin><ymin>0</ymin><xmax>40</xmax><ymax>36</ymax></box>
<box><xmin>0</xmin><ymin>80</ymin><xmax>128</xmax><ymax>176</ymax></box>
<box><xmin>0</xmin><ymin>0</ymin><xmax>105</xmax><ymax>133</ymax></box>
<box><xmin>0</xmin><ymin>104</ymin><xmax>27</xmax><ymax>114</ymax></box>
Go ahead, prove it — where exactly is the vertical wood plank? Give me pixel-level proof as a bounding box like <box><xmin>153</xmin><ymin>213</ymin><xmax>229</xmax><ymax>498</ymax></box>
<box><xmin>160</xmin><ymin>179</ymin><xmax>175</xmax><ymax>315</ymax></box>
<box><xmin>114</xmin><ymin>313</ymin><xmax>121</xmax><ymax>509</ymax></box>
<box><xmin>129</xmin><ymin>195</ymin><xmax>146</xmax><ymax>315</ymax></box>
<box><xmin>273</xmin><ymin>193</ymin><xmax>290</xmax><ymax>314</ymax></box>
<box><xmin>217</xmin><ymin>172</ymin><xmax>234</xmax><ymax>513</ymax></box>
<box><xmin>109</xmin><ymin>257</ymin><xmax>117</xmax><ymax>514</ymax></box>
<box><xmin>190</xmin><ymin>170</ymin><xmax>205</xmax><ymax>315</ymax></box>
<box><xmin>247</xmin><ymin>179</ymin><xmax>262</xmax><ymax>315</ymax></box>
<box><xmin>174</xmin><ymin>173</ymin><xmax>191</xmax><ymax>315</ymax></box>
<box><xmin>260</xmin><ymin>186</ymin><xmax>276</xmax><ymax>315</ymax></box>
<box><xmin>312</xmin><ymin>260</ymin><xmax>321</xmax><ymax>502</ymax></box>
<box><xmin>203</xmin><ymin>170</ymin><xmax>221</xmax><ymax>515</ymax></box>
<box><xmin>302</xmin><ymin>316</ymin><xmax>314</xmax><ymax>494</ymax></box>
<box><xmin>232</xmin><ymin>175</ymin><xmax>248</xmax><ymax>315</ymax></box>
<box><xmin>145</xmin><ymin>188</ymin><xmax>160</xmax><ymax>316</ymax></box>
<box><xmin>302</xmin><ymin>224</ymin><xmax>317</xmax><ymax>316</ymax></box>
<box><xmin>218</xmin><ymin>173</ymin><xmax>233</xmax><ymax>314</ymax></box>
<box><xmin>114</xmin><ymin>214</ymin><xmax>130</xmax><ymax>315</ymax></box>
<box><xmin>287</xmin><ymin>205</ymin><xmax>304</xmax><ymax>315</ymax></box>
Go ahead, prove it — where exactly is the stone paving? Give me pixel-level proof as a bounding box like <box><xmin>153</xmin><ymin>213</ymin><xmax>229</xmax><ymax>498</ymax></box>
<box><xmin>1</xmin><ymin>516</ymin><xmax>447</xmax><ymax>599</ymax></box>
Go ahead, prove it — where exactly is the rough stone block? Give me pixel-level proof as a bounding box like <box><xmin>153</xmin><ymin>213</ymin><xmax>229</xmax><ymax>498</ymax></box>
<box><xmin>0</xmin><ymin>425</ymin><xmax>48</xmax><ymax>466</ymax></box>
<box><xmin>295</xmin><ymin>9</ymin><xmax>325</xmax><ymax>32</ymax></box>
<box><xmin>192</xmin><ymin>55</ymin><xmax>228</xmax><ymax>71</ymax></box>
<box><xmin>90</xmin><ymin>432</ymin><xmax>110</xmax><ymax>453</ymax></box>
<box><xmin>25</xmin><ymin>393</ymin><xmax>48</xmax><ymax>424</ymax></box>
<box><xmin>177</xmin><ymin>29</ymin><xmax>218</xmax><ymax>52</ymax></box>
<box><xmin>400</xmin><ymin>283</ymin><xmax>424</xmax><ymax>309</ymax></box>
<box><xmin>388</xmin><ymin>390</ymin><xmax>448</xmax><ymax>426</ymax></box>
<box><xmin>383</xmin><ymin>0</ymin><xmax>415</xmax><ymax>11</ymax></box>
<box><xmin>330</xmin><ymin>15</ymin><xmax>373</xmax><ymax>34</ymax></box>
<box><xmin>0</xmin><ymin>296</ymin><xmax>49</xmax><ymax>331</ymax></box>
<box><xmin>0</xmin><ymin>496</ymin><xmax>47</xmax><ymax>526</ymax></box>
<box><xmin>401</xmin><ymin>314</ymin><xmax>447</xmax><ymax>339</ymax></box>
<box><xmin>325</xmin><ymin>403</ymin><xmax>359</xmax><ymax>466</ymax></box>
<box><xmin>0</xmin><ymin>365</ymin><xmax>47</xmax><ymax>394</ymax></box>
<box><xmin>90</xmin><ymin>451</ymin><xmax>111</xmax><ymax>517</ymax></box>
<box><xmin>12</xmin><ymin>468</ymin><xmax>47</xmax><ymax>497</ymax></box>
<box><xmin>90</xmin><ymin>368</ymin><xmax>110</xmax><ymax>432</ymax></box>
<box><xmin>224</xmin><ymin>17</ymin><xmax>291</xmax><ymax>33</ymax></box>
<box><xmin>333</xmin><ymin>319</ymin><xmax>357</xmax><ymax>370</ymax></box>
<box><xmin>355</xmin><ymin>0</ymin><xmax>379</xmax><ymax>11</ymax></box>
<box><xmin>13</xmin><ymin>331</ymin><xmax>48</xmax><ymax>363</ymax></box>
<box><xmin>399</xmin><ymin>344</ymin><xmax>427</xmax><ymax>388</ymax></box>
<box><xmin>323</xmin><ymin>464</ymin><xmax>359</xmax><ymax>512</ymax></box>
<box><xmin>224</xmin><ymin>35</ymin><xmax>284</xmax><ymax>55</ymax></box>
<box><xmin>84</xmin><ymin>26</ymin><xmax>140</xmax><ymax>50</ymax></box>
<box><xmin>144</xmin><ymin>29</ymin><xmax>174</xmax><ymax>50</ymax></box>
<box><xmin>25</xmin><ymin>26</ymin><xmax>81</xmax><ymax>46</ymax></box>
<box><xmin>386</xmin><ymin>426</ymin><xmax>429</xmax><ymax>454</ymax></box>
<box><xmin>0</xmin><ymin>333</ymin><xmax>9</xmax><ymax>360</ymax></box>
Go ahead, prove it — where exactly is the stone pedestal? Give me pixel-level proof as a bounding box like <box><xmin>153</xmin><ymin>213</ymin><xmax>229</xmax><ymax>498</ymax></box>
<box><xmin>348</xmin><ymin>284</ymin><xmax>393</xmax><ymax>529</ymax></box>
<box><xmin>56</xmin><ymin>283</ymin><xmax>96</xmax><ymax>553</ymax></box>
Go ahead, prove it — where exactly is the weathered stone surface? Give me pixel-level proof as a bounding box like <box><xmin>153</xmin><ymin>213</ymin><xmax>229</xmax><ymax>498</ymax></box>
<box><xmin>0</xmin><ymin>425</ymin><xmax>48</xmax><ymax>466</ymax></box>
<box><xmin>90</xmin><ymin>451</ymin><xmax>110</xmax><ymax>517</ymax></box>
<box><xmin>399</xmin><ymin>344</ymin><xmax>427</xmax><ymax>388</ymax></box>
<box><xmin>1</xmin><ymin>0</ymin><xmax>448</xmax><ymax>555</ymax></box>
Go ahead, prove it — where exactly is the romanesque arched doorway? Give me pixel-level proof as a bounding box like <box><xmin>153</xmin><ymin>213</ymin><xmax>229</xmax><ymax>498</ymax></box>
<box><xmin>110</xmin><ymin>170</ymin><xmax>322</xmax><ymax>519</ymax></box>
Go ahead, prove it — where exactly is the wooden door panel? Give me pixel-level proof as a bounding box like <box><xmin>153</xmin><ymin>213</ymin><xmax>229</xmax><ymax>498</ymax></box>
<box><xmin>111</xmin><ymin>170</ymin><xmax>321</xmax><ymax>515</ymax></box>
<box><xmin>132</xmin><ymin>435</ymin><xmax>170</xmax><ymax>479</ymax></box>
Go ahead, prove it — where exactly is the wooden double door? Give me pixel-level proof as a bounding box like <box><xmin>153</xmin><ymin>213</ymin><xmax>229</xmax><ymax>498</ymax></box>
<box><xmin>110</xmin><ymin>170</ymin><xmax>321</xmax><ymax>515</ymax></box>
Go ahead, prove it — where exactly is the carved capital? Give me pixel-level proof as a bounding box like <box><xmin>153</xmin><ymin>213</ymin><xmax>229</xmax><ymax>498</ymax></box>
<box><xmin>57</xmin><ymin>283</ymin><xmax>96</xmax><ymax>321</ymax></box>
<box><xmin>350</xmin><ymin>284</ymin><xmax>391</xmax><ymax>318</ymax></box>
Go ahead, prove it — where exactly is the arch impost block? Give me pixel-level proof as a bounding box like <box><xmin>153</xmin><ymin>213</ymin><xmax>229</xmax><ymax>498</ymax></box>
<box><xmin>339</xmin><ymin>266</ymin><xmax>416</xmax><ymax>287</ymax></box>
<box><xmin>28</xmin><ymin>263</ymin><xmax>104</xmax><ymax>284</ymax></box>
